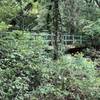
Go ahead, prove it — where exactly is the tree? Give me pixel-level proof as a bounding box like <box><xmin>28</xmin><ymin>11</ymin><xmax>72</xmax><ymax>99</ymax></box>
<box><xmin>0</xmin><ymin>0</ymin><xmax>38</xmax><ymax>31</ymax></box>
<box><xmin>52</xmin><ymin>0</ymin><xmax>62</xmax><ymax>60</ymax></box>
<box><xmin>35</xmin><ymin>0</ymin><xmax>62</xmax><ymax>60</ymax></box>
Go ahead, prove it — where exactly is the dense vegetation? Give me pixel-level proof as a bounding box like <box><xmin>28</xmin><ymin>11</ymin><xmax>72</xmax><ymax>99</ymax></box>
<box><xmin>0</xmin><ymin>0</ymin><xmax>100</xmax><ymax>100</ymax></box>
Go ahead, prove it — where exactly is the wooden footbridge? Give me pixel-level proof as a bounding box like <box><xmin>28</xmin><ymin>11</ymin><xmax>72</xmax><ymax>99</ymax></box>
<box><xmin>33</xmin><ymin>33</ymin><xmax>84</xmax><ymax>47</ymax></box>
<box><xmin>1</xmin><ymin>31</ymin><xmax>85</xmax><ymax>50</ymax></box>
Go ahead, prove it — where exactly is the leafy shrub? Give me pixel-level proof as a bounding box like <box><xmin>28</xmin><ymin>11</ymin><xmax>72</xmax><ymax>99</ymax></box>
<box><xmin>0</xmin><ymin>22</ymin><xmax>11</xmax><ymax>31</ymax></box>
<box><xmin>33</xmin><ymin>54</ymin><xmax>98</xmax><ymax>100</ymax></box>
<box><xmin>0</xmin><ymin>31</ymin><xmax>44</xmax><ymax>99</ymax></box>
<box><xmin>0</xmin><ymin>31</ymin><xmax>99</xmax><ymax>100</ymax></box>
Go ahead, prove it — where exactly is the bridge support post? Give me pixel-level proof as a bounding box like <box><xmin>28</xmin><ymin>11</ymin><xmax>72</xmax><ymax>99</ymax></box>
<box><xmin>80</xmin><ymin>35</ymin><xmax>82</xmax><ymax>44</ymax></box>
<box><xmin>73</xmin><ymin>35</ymin><xmax>75</xmax><ymax>44</ymax></box>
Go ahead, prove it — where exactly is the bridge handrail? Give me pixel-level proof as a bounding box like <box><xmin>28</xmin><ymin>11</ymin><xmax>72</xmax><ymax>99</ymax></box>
<box><xmin>32</xmin><ymin>33</ymin><xmax>83</xmax><ymax>45</ymax></box>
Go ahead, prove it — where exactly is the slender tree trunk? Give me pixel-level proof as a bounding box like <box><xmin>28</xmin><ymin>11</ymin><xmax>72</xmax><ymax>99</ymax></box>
<box><xmin>52</xmin><ymin>0</ymin><xmax>60</xmax><ymax>60</ymax></box>
<box><xmin>46</xmin><ymin>4</ymin><xmax>52</xmax><ymax>32</ymax></box>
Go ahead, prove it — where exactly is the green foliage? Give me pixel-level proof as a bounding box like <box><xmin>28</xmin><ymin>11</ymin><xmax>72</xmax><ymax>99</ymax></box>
<box><xmin>0</xmin><ymin>31</ymin><xmax>44</xmax><ymax>99</ymax></box>
<box><xmin>0</xmin><ymin>0</ymin><xmax>100</xmax><ymax>99</ymax></box>
<box><xmin>36</xmin><ymin>54</ymin><xmax>97</xmax><ymax>100</ymax></box>
<box><xmin>83</xmin><ymin>19</ymin><xmax>100</xmax><ymax>36</ymax></box>
<box><xmin>0</xmin><ymin>22</ymin><xmax>11</xmax><ymax>31</ymax></box>
<box><xmin>0</xmin><ymin>0</ymin><xmax>19</xmax><ymax>22</ymax></box>
<box><xmin>0</xmin><ymin>31</ymin><xmax>99</xmax><ymax>100</ymax></box>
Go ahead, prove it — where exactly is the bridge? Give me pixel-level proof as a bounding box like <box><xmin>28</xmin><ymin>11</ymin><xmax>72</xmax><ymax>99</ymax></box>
<box><xmin>0</xmin><ymin>31</ymin><xmax>85</xmax><ymax>50</ymax></box>
<box><xmin>32</xmin><ymin>33</ymin><xmax>84</xmax><ymax>47</ymax></box>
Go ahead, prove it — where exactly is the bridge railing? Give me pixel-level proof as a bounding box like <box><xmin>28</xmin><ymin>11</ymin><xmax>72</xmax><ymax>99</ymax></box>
<box><xmin>0</xmin><ymin>31</ymin><xmax>84</xmax><ymax>46</ymax></box>
<box><xmin>32</xmin><ymin>33</ymin><xmax>83</xmax><ymax>45</ymax></box>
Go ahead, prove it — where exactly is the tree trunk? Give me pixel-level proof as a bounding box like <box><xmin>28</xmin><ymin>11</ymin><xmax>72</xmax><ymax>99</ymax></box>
<box><xmin>52</xmin><ymin>0</ymin><xmax>61</xmax><ymax>60</ymax></box>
